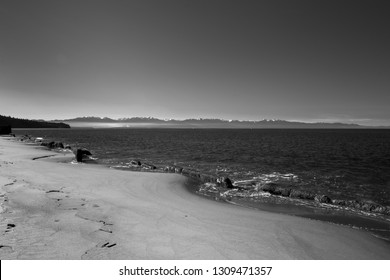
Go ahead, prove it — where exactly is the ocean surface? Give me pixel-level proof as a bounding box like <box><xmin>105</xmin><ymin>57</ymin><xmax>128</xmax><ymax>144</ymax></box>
<box><xmin>16</xmin><ymin>128</ymin><xmax>390</xmax><ymax>241</ymax></box>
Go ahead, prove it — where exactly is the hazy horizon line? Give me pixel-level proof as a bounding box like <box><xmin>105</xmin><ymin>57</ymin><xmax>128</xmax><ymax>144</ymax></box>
<box><xmin>3</xmin><ymin>114</ymin><xmax>389</xmax><ymax>127</ymax></box>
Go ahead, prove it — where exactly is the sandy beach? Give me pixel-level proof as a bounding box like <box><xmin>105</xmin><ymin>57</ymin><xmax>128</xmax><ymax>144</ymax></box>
<box><xmin>0</xmin><ymin>136</ymin><xmax>389</xmax><ymax>260</ymax></box>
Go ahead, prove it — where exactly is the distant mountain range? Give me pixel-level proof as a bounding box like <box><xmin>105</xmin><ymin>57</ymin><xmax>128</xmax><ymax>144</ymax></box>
<box><xmin>52</xmin><ymin>116</ymin><xmax>387</xmax><ymax>129</ymax></box>
<box><xmin>0</xmin><ymin>115</ymin><xmax>70</xmax><ymax>129</ymax></box>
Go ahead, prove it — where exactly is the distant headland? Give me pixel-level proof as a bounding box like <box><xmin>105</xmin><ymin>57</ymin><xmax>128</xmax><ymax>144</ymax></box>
<box><xmin>0</xmin><ymin>115</ymin><xmax>70</xmax><ymax>129</ymax></box>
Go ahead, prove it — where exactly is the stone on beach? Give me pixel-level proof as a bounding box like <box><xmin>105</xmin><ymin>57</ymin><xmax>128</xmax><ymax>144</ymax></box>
<box><xmin>163</xmin><ymin>166</ymin><xmax>175</xmax><ymax>172</ymax></box>
<box><xmin>75</xmin><ymin>148</ymin><xmax>92</xmax><ymax>162</ymax></box>
<box><xmin>217</xmin><ymin>177</ymin><xmax>234</xmax><ymax>188</ymax></box>
<box><xmin>130</xmin><ymin>160</ymin><xmax>141</xmax><ymax>166</ymax></box>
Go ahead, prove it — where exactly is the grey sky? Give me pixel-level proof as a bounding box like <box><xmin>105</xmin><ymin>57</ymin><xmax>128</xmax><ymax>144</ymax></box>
<box><xmin>1</xmin><ymin>0</ymin><xmax>389</xmax><ymax>125</ymax></box>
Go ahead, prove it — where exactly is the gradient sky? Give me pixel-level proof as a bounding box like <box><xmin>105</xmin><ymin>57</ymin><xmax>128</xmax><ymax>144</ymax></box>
<box><xmin>1</xmin><ymin>0</ymin><xmax>389</xmax><ymax>125</ymax></box>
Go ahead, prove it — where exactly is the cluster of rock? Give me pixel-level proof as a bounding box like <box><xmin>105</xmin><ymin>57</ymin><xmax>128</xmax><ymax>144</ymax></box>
<box><xmin>332</xmin><ymin>199</ymin><xmax>390</xmax><ymax>214</ymax></box>
<box><xmin>128</xmin><ymin>160</ymin><xmax>157</xmax><ymax>170</ymax></box>
<box><xmin>258</xmin><ymin>182</ymin><xmax>390</xmax><ymax>215</ymax></box>
<box><xmin>36</xmin><ymin>138</ymin><xmax>91</xmax><ymax>163</ymax></box>
<box><xmin>18</xmin><ymin>134</ymin><xmax>33</xmax><ymax>141</ymax></box>
<box><xmin>40</xmin><ymin>141</ymin><xmax>71</xmax><ymax>149</ymax></box>
<box><xmin>163</xmin><ymin>165</ymin><xmax>234</xmax><ymax>189</ymax></box>
<box><xmin>39</xmin><ymin>140</ymin><xmax>92</xmax><ymax>163</ymax></box>
<box><xmin>125</xmin><ymin>160</ymin><xmax>235</xmax><ymax>189</ymax></box>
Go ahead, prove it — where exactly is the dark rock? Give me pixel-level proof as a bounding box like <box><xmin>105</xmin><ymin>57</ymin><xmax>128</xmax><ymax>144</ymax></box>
<box><xmin>259</xmin><ymin>183</ymin><xmax>291</xmax><ymax>196</ymax></box>
<box><xmin>76</xmin><ymin>149</ymin><xmax>83</xmax><ymax>162</ymax></box>
<box><xmin>200</xmin><ymin>174</ymin><xmax>218</xmax><ymax>183</ymax></box>
<box><xmin>180</xmin><ymin>169</ymin><xmax>217</xmax><ymax>182</ymax></box>
<box><xmin>279</xmin><ymin>188</ymin><xmax>291</xmax><ymax>197</ymax></box>
<box><xmin>361</xmin><ymin>202</ymin><xmax>376</xmax><ymax>212</ymax></box>
<box><xmin>175</xmin><ymin>167</ymin><xmax>183</xmax><ymax>173</ymax></box>
<box><xmin>81</xmin><ymin>149</ymin><xmax>92</xmax><ymax>156</ymax></box>
<box><xmin>346</xmin><ymin>200</ymin><xmax>361</xmax><ymax>208</ymax></box>
<box><xmin>40</xmin><ymin>141</ymin><xmax>49</xmax><ymax>147</ymax></box>
<box><xmin>332</xmin><ymin>199</ymin><xmax>346</xmax><ymax>206</ymax></box>
<box><xmin>181</xmin><ymin>170</ymin><xmax>200</xmax><ymax>179</ymax></box>
<box><xmin>141</xmin><ymin>163</ymin><xmax>156</xmax><ymax>170</ymax></box>
<box><xmin>65</xmin><ymin>145</ymin><xmax>72</xmax><ymax>149</ymax></box>
<box><xmin>45</xmin><ymin>141</ymin><xmax>55</xmax><ymax>148</ymax></box>
<box><xmin>331</xmin><ymin>199</ymin><xmax>389</xmax><ymax>215</ymax></box>
<box><xmin>314</xmin><ymin>195</ymin><xmax>332</xmax><ymax>204</ymax></box>
<box><xmin>54</xmin><ymin>142</ymin><xmax>64</xmax><ymax>149</ymax></box>
<box><xmin>130</xmin><ymin>160</ymin><xmax>141</xmax><ymax>166</ymax></box>
<box><xmin>75</xmin><ymin>148</ymin><xmax>92</xmax><ymax>162</ymax></box>
<box><xmin>224</xmin><ymin>177</ymin><xmax>234</xmax><ymax>188</ymax></box>
<box><xmin>271</xmin><ymin>187</ymin><xmax>283</xmax><ymax>195</ymax></box>
<box><xmin>40</xmin><ymin>141</ymin><xmax>64</xmax><ymax>149</ymax></box>
<box><xmin>181</xmin><ymin>169</ymin><xmax>191</xmax><ymax>176</ymax></box>
<box><xmin>289</xmin><ymin>189</ymin><xmax>315</xmax><ymax>200</ymax></box>
<box><xmin>372</xmin><ymin>205</ymin><xmax>387</xmax><ymax>214</ymax></box>
<box><xmin>217</xmin><ymin>177</ymin><xmax>234</xmax><ymax>188</ymax></box>
<box><xmin>163</xmin><ymin>166</ymin><xmax>175</xmax><ymax>172</ymax></box>
<box><xmin>188</xmin><ymin>171</ymin><xmax>201</xmax><ymax>179</ymax></box>
<box><xmin>260</xmin><ymin>183</ymin><xmax>277</xmax><ymax>193</ymax></box>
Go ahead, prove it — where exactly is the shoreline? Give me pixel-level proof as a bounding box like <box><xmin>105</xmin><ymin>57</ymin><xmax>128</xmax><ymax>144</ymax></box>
<box><xmin>1</xmin><ymin>136</ymin><xmax>390</xmax><ymax>259</ymax></box>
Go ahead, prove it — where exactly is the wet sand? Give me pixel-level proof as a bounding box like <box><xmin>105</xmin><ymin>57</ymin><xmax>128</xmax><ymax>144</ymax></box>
<box><xmin>1</xmin><ymin>136</ymin><xmax>390</xmax><ymax>259</ymax></box>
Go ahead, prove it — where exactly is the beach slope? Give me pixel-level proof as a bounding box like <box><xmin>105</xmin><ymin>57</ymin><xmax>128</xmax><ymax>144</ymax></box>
<box><xmin>1</xmin><ymin>137</ymin><xmax>389</xmax><ymax>259</ymax></box>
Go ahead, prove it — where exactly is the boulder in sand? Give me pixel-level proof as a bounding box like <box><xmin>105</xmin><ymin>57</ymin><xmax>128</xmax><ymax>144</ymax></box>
<box><xmin>217</xmin><ymin>177</ymin><xmax>234</xmax><ymax>188</ymax></box>
<box><xmin>75</xmin><ymin>148</ymin><xmax>92</xmax><ymax>162</ymax></box>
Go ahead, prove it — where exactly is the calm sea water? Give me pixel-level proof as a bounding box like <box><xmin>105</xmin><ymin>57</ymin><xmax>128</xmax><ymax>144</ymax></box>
<box><xmin>16</xmin><ymin>128</ymin><xmax>390</xmax><ymax>240</ymax></box>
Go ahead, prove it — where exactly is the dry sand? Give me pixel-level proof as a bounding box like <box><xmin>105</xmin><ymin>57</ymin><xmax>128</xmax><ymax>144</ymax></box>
<box><xmin>0</xmin><ymin>136</ymin><xmax>389</xmax><ymax>259</ymax></box>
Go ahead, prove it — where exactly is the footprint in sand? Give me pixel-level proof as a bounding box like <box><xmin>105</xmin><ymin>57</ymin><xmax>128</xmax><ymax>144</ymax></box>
<box><xmin>45</xmin><ymin>190</ymin><xmax>62</xmax><ymax>193</ymax></box>
<box><xmin>101</xmin><ymin>241</ymin><xmax>117</xmax><ymax>248</ymax></box>
<box><xmin>4</xmin><ymin>223</ymin><xmax>16</xmax><ymax>233</ymax></box>
<box><xmin>75</xmin><ymin>204</ymin><xmax>115</xmax><ymax>235</ymax></box>
<box><xmin>81</xmin><ymin>240</ymin><xmax>117</xmax><ymax>259</ymax></box>
<box><xmin>3</xmin><ymin>179</ymin><xmax>17</xmax><ymax>187</ymax></box>
<box><xmin>45</xmin><ymin>190</ymin><xmax>86</xmax><ymax>210</ymax></box>
<box><xmin>0</xmin><ymin>245</ymin><xmax>14</xmax><ymax>253</ymax></box>
<box><xmin>99</xmin><ymin>221</ymin><xmax>113</xmax><ymax>234</ymax></box>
